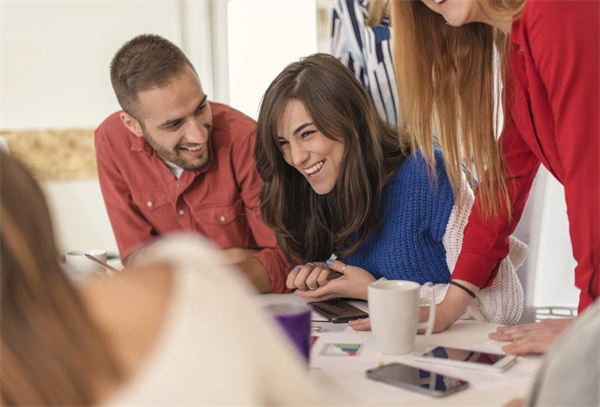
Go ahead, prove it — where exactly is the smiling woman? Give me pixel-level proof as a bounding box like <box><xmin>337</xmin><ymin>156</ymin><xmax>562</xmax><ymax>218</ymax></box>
<box><xmin>254</xmin><ymin>53</ymin><xmax>526</xmax><ymax>329</ymax></box>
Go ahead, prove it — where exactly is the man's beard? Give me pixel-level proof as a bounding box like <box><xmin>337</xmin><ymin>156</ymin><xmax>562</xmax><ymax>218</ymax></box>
<box><xmin>141</xmin><ymin>126</ymin><xmax>209</xmax><ymax>171</ymax></box>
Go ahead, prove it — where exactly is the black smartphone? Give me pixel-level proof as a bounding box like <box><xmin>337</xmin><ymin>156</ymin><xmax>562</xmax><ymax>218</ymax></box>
<box><xmin>308</xmin><ymin>299</ymin><xmax>368</xmax><ymax>323</ymax></box>
<box><xmin>366</xmin><ymin>363</ymin><xmax>469</xmax><ymax>397</ymax></box>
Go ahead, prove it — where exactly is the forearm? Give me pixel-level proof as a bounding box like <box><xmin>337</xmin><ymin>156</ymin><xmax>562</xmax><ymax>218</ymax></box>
<box><xmin>236</xmin><ymin>257</ymin><xmax>272</xmax><ymax>293</ymax></box>
<box><xmin>421</xmin><ymin>280</ymin><xmax>479</xmax><ymax>333</ymax></box>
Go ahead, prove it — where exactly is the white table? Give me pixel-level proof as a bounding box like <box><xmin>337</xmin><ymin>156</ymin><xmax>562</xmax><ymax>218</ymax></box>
<box><xmin>259</xmin><ymin>294</ymin><xmax>543</xmax><ymax>406</ymax></box>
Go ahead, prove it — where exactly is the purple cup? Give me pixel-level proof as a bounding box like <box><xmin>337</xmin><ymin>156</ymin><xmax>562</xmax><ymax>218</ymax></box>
<box><xmin>265</xmin><ymin>302</ymin><xmax>311</xmax><ymax>362</ymax></box>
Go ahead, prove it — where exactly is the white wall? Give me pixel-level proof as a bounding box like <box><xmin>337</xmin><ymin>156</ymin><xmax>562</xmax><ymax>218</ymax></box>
<box><xmin>1</xmin><ymin>1</ymin><xmax>184</xmax><ymax>130</ymax></box>
<box><xmin>227</xmin><ymin>0</ymin><xmax>318</xmax><ymax>119</ymax></box>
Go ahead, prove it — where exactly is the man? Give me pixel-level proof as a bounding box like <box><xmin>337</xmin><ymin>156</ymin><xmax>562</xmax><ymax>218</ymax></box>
<box><xmin>95</xmin><ymin>34</ymin><xmax>288</xmax><ymax>293</ymax></box>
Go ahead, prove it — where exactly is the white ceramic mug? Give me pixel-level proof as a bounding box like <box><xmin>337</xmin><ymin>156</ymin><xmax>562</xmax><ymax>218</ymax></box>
<box><xmin>368</xmin><ymin>279</ymin><xmax>436</xmax><ymax>355</ymax></box>
<box><xmin>65</xmin><ymin>250</ymin><xmax>107</xmax><ymax>280</ymax></box>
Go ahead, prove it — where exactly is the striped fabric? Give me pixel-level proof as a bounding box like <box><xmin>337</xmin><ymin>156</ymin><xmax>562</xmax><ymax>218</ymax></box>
<box><xmin>331</xmin><ymin>0</ymin><xmax>398</xmax><ymax>125</ymax></box>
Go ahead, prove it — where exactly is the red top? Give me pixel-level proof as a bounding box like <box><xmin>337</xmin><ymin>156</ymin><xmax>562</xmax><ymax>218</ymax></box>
<box><xmin>452</xmin><ymin>0</ymin><xmax>600</xmax><ymax>311</ymax></box>
<box><xmin>95</xmin><ymin>102</ymin><xmax>290</xmax><ymax>292</ymax></box>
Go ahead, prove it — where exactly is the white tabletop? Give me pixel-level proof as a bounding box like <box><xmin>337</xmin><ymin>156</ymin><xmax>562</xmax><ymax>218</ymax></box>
<box><xmin>259</xmin><ymin>293</ymin><xmax>543</xmax><ymax>406</ymax></box>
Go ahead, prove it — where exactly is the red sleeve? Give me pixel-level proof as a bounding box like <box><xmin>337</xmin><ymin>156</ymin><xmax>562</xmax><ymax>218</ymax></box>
<box><xmin>95</xmin><ymin>124</ymin><xmax>155</xmax><ymax>263</ymax></box>
<box><xmin>526</xmin><ymin>1</ymin><xmax>599</xmax><ymax>310</ymax></box>
<box><xmin>451</xmin><ymin>115</ymin><xmax>540</xmax><ymax>288</ymax></box>
<box><xmin>231</xmin><ymin>129</ymin><xmax>291</xmax><ymax>293</ymax></box>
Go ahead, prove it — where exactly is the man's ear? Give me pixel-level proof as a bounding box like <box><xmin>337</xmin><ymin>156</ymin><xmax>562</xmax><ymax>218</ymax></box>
<box><xmin>120</xmin><ymin>111</ymin><xmax>144</xmax><ymax>138</ymax></box>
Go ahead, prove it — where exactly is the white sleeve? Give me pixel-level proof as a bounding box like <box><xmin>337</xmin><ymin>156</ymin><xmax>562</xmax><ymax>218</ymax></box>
<box><xmin>420</xmin><ymin>178</ymin><xmax>526</xmax><ymax>325</ymax></box>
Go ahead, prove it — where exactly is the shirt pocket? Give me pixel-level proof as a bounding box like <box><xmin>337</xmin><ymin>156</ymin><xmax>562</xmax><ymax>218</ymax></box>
<box><xmin>191</xmin><ymin>198</ymin><xmax>252</xmax><ymax>248</ymax></box>
<box><xmin>131</xmin><ymin>189</ymin><xmax>177</xmax><ymax>234</ymax></box>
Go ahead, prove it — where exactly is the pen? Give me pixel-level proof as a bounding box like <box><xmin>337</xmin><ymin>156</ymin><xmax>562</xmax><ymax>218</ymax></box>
<box><xmin>84</xmin><ymin>253</ymin><xmax>121</xmax><ymax>273</ymax></box>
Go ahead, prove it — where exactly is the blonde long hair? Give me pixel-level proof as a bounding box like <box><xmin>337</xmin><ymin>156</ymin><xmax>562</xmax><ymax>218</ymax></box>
<box><xmin>391</xmin><ymin>0</ymin><xmax>524</xmax><ymax>219</ymax></box>
<box><xmin>366</xmin><ymin>0</ymin><xmax>390</xmax><ymax>27</ymax></box>
<box><xmin>0</xmin><ymin>154</ymin><xmax>121</xmax><ymax>405</ymax></box>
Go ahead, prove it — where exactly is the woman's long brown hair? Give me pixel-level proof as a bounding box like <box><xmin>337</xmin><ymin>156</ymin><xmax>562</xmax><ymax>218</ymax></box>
<box><xmin>391</xmin><ymin>0</ymin><xmax>524</xmax><ymax>220</ymax></box>
<box><xmin>0</xmin><ymin>154</ymin><xmax>121</xmax><ymax>405</ymax></box>
<box><xmin>254</xmin><ymin>53</ymin><xmax>409</xmax><ymax>263</ymax></box>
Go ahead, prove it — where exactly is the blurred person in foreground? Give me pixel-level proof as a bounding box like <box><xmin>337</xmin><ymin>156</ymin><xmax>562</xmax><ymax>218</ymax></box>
<box><xmin>0</xmin><ymin>153</ymin><xmax>326</xmax><ymax>405</ymax></box>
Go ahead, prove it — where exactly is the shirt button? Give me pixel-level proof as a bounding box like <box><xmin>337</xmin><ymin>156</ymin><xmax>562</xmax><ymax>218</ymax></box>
<box><xmin>179</xmin><ymin>209</ymin><xmax>185</xmax><ymax>215</ymax></box>
<box><xmin>146</xmin><ymin>201</ymin><xmax>153</xmax><ymax>208</ymax></box>
<box><xmin>178</xmin><ymin>183</ymin><xmax>183</xmax><ymax>188</ymax></box>
<box><xmin>220</xmin><ymin>216</ymin><xmax>227</xmax><ymax>223</ymax></box>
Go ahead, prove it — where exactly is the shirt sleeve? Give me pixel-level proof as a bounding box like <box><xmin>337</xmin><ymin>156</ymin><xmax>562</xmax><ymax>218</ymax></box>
<box><xmin>95</xmin><ymin>125</ymin><xmax>156</xmax><ymax>263</ymax></box>
<box><xmin>231</xmin><ymin>129</ymin><xmax>291</xmax><ymax>293</ymax></box>
<box><xmin>526</xmin><ymin>1</ymin><xmax>599</xmax><ymax>310</ymax></box>
<box><xmin>451</xmin><ymin>115</ymin><xmax>540</xmax><ymax>289</ymax></box>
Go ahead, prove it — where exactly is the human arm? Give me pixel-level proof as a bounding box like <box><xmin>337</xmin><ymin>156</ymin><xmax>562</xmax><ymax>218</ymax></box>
<box><xmin>95</xmin><ymin>124</ymin><xmax>158</xmax><ymax>264</ymax></box>
<box><xmin>231</xmin><ymin>128</ymin><xmax>291</xmax><ymax>293</ymax></box>
<box><xmin>523</xmin><ymin>1</ymin><xmax>599</xmax><ymax>310</ymax></box>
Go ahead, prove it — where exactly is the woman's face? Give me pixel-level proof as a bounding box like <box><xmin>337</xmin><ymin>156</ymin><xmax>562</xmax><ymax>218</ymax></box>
<box><xmin>277</xmin><ymin>99</ymin><xmax>345</xmax><ymax>195</ymax></box>
<box><xmin>420</xmin><ymin>0</ymin><xmax>487</xmax><ymax>27</ymax></box>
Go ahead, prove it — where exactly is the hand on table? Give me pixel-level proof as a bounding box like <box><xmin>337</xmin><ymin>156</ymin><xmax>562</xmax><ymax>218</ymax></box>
<box><xmin>289</xmin><ymin>260</ymin><xmax>376</xmax><ymax>301</ymax></box>
<box><xmin>489</xmin><ymin>317</ymin><xmax>574</xmax><ymax>355</ymax></box>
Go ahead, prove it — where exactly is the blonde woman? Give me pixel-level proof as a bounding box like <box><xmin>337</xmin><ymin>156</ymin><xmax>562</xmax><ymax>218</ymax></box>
<box><xmin>391</xmin><ymin>0</ymin><xmax>599</xmax><ymax>355</ymax></box>
<box><xmin>0</xmin><ymin>153</ymin><xmax>325</xmax><ymax>405</ymax></box>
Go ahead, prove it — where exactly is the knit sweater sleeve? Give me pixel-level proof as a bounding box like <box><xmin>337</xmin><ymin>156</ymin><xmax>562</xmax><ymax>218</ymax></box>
<box><xmin>419</xmin><ymin>175</ymin><xmax>526</xmax><ymax>325</ymax></box>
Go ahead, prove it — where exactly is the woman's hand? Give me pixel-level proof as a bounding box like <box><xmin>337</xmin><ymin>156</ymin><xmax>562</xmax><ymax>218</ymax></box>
<box><xmin>489</xmin><ymin>318</ymin><xmax>574</xmax><ymax>355</ymax></box>
<box><xmin>293</xmin><ymin>260</ymin><xmax>376</xmax><ymax>301</ymax></box>
<box><xmin>286</xmin><ymin>262</ymin><xmax>335</xmax><ymax>291</ymax></box>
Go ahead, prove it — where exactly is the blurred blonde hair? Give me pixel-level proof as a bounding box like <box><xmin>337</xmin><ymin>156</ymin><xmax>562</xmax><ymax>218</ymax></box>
<box><xmin>366</xmin><ymin>0</ymin><xmax>390</xmax><ymax>27</ymax></box>
<box><xmin>391</xmin><ymin>0</ymin><xmax>525</xmax><ymax>219</ymax></box>
<box><xmin>0</xmin><ymin>154</ymin><xmax>121</xmax><ymax>405</ymax></box>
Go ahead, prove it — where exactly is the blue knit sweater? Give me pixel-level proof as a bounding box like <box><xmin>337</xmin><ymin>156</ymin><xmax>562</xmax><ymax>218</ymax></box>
<box><xmin>345</xmin><ymin>147</ymin><xmax>454</xmax><ymax>284</ymax></box>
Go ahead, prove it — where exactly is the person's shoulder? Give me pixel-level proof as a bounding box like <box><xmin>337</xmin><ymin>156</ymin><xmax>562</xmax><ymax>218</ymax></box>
<box><xmin>391</xmin><ymin>146</ymin><xmax>450</xmax><ymax>195</ymax></box>
<box><xmin>95</xmin><ymin>111</ymin><xmax>134</xmax><ymax>152</ymax></box>
<box><xmin>96</xmin><ymin>111</ymin><xmax>128</xmax><ymax>138</ymax></box>
<box><xmin>517</xmin><ymin>0</ymin><xmax>598</xmax><ymax>36</ymax></box>
<box><xmin>211</xmin><ymin>102</ymin><xmax>256</xmax><ymax>137</ymax></box>
<box><xmin>398</xmin><ymin>146</ymin><xmax>446</xmax><ymax>175</ymax></box>
<box><xmin>79</xmin><ymin>263</ymin><xmax>174</xmax><ymax>377</ymax></box>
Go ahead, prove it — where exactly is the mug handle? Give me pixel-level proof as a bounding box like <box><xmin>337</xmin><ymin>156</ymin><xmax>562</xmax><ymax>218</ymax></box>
<box><xmin>418</xmin><ymin>290</ymin><xmax>436</xmax><ymax>338</ymax></box>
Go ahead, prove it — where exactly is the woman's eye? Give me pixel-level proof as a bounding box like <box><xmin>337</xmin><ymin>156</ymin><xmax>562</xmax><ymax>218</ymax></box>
<box><xmin>301</xmin><ymin>130</ymin><xmax>315</xmax><ymax>139</ymax></box>
<box><xmin>278</xmin><ymin>139</ymin><xmax>289</xmax><ymax>147</ymax></box>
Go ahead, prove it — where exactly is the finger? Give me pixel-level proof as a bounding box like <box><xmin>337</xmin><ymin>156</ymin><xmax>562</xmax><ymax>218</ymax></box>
<box><xmin>316</xmin><ymin>267</ymin><xmax>332</xmax><ymax>287</ymax></box>
<box><xmin>502</xmin><ymin>334</ymin><xmax>556</xmax><ymax>355</ymax></box>
<box><xmin>286</xmin><ymin>266</ymin><xmax>301</xmax><ymax>289</ymax></box>
<box><xmin>348</xmin><ymin>317</ymin><xmax>371</xmax><ymax>331</ymax></box>
<box><xmin>293</xmin><ymin>263</ymin><xmax>316</xmax><ymax>290</ymax></box>
<box><xmin>306</xmin><ymin>265</ymin><xmax>328</xmax><ymax>290</ymax></box>
<box><xmin>325</xmin><ymin>259</ymin><xmax>349</xmax><ymax>274</ymax></box>
<box><xmin>295</xmin><ymin>283</ymin><xmax>338</xmax><ymax>301</ymax></box>
<box><xmin>489</xmin><ymin>323</ymin><xmax>538</xmax><ymax>341</ymax></box>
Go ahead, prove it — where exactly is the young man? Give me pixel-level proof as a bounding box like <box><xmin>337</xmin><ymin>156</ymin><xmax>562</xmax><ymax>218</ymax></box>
<box><xmin>95</xmin><ymin>34</ymin><xmax>288</xmax><ymax>293</ymax></box>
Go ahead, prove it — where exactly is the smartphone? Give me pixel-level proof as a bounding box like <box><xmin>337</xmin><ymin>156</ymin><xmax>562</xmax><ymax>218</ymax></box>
<box><xmin>413</xmin><ymin>345</ymin><xmax>517</xmax><ymax>372</ymax></box>
<box><xmin>366</xmin><ymin>362</ymin><xmax>469</xmax><ymax>397</ymax></box>
<box><xmin>308</xmin><ymin>299</ymin><xmax>368</xmax><ymax>323</ymax></box>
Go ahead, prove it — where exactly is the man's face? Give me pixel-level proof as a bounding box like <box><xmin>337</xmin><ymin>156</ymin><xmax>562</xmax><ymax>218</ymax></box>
<box><xmin>136</xmin><ymin>66</ymin><xmax>212</xmax><ymax>171</ymax></box>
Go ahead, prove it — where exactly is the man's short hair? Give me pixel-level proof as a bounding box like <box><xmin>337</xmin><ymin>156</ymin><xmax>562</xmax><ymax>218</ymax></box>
<box><xmin>110</xmin><ymin>34</ymin><xmax>196</xmax><ymax>117</ymax></box>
